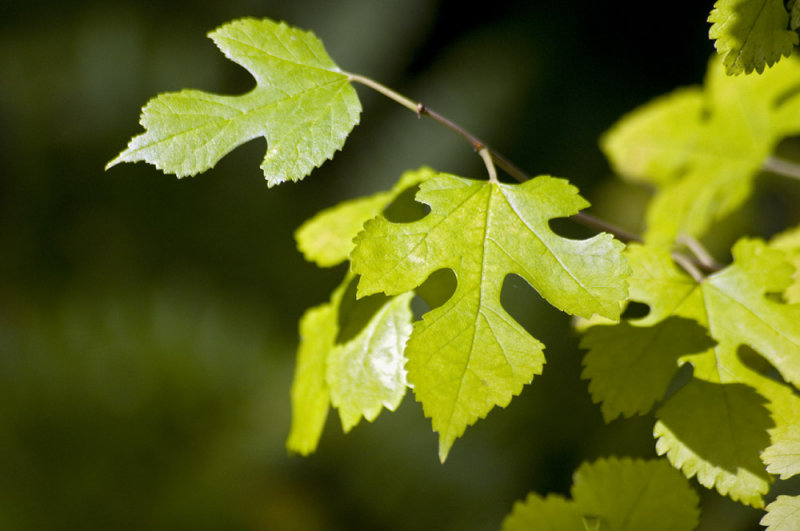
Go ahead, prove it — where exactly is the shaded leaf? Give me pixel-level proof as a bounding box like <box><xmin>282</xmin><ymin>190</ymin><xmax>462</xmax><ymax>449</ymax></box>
<box><xmin>572</xmin><ymin>457</ymin><xmax>700</xmax><ymax>531</ymax></box>
<box><xmin>581</xmin><ymin>317</ymin><xmax>715</xmax><ymax>422</ymax></box>
<box><xmin>502</xmin><ymin>494</ymin><xmax>584</xmax><ymax>531</ymax></box>
<box><xmin>503</xmin><ymin>458</ymin><xmax>699</xmax><ymax>531</ymax></box>
<box><xmin>582</xmin><ymin>240</ymin><xmax>800</xmax><ymax>506</ymax></box>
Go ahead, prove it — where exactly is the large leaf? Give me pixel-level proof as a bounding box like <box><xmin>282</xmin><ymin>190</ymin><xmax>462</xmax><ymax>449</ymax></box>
<box><xmin>352</xmin><ymin>172</ymin><xmax>629</xmax><ymax>460</ymax></box>
<box><xmin>602</xmin><ymin>55</ymin><xmax>800</xmax><ymax>244</ymax></box>
<box><xmin>709</xmin><ymin>0</ymin><xmax>797</xmax><ymax>75</ymax></box>
<box><xmin>108</xmin><ymin>18</ymin><xmax>361</xmax><ymax>186</ymax></box>
<box><xmin>502</xmin><ymin>458</ymin><xmax>699</xmax><ymax>531</ymax></box>
<box><xmin>582</xmin><ymin>240</ymin><xmax>800</xmax><ymax>506</ymax></box>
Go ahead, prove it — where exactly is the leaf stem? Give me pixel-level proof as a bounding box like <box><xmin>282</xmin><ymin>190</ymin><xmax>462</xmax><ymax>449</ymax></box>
<box><xmin>479</xmin><ymin>147</ymin><xmax>498</xmax><ymax>183</ymax></box>
<box><xmin>763</xmin><ymin>155</ymin><xmax>800</xmax><ymax>180</ymax></box>
<box><xmin>676</xmin><ymin>234</ymin><xmax>723</xmax><ymax>272</ymax></box>
<box><xmin>671</xmin><ymin>252</ymin><xmax>706</xmax><ymax>283</ymax></box>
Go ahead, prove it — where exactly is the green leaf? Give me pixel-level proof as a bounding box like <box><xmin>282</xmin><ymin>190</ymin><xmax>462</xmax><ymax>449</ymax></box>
<box><xmin>287</xmin><ymin>273</ymin><xmax>413</xmax><ymax>453</ymax></box>
<box><xmin>327</xmin><ymin>290</ymin><xmax>413</xmax><ymax>432</ymax></box>
<box><xmin>602</xmin><ymin>55</ymin><xmax>800</xmax><ymax>244</ymax></box>
<box><xmin>793</xmin><ymin>0</ymin><xmax>800</xmax><ymax>30</ymax></box>
<box><xmin>108</xmin><ymin>18</ymin><xmax>361</xmax><ymax>186</ymax></box>
<box><xmin>770</xmin><ymin>225</ymin><xmax>800</xmax><ymax>304</ymax></box>
<box><xmin>571</xmin><ymin>458</ymin><xmax>700</xmax><ymax>531</ymax></box>
<box><xmin>583</xmin><ymin>240</ymin><xmax>800</xmax><ymax>506</ymax></box>
<box><xmin>295</xmin><ymin>167</ymin><xmax>436</xmax><ymax>267</ymax></box>
<box><xmin>502</xmin><ymin>458</ymin><xmax>699</xmax><ymax>531</ymax></box>
<box><xmin>286</xmin><ymin>303</ymin><xmax>335</xmax><ymax>455</ymax></box>
<box><xmin>709</xmin><ymin>0</ymin><xmax>797</xmax><ymax>75</ymax></box>
<box><xmin>352</xmin><ymin>172</ymin><xmax>629</xmax><ymax>460</ymax></box>
<box><xmin>502</xmin><ymin>494</ymin><xmax>585</xmax><ymax>531</ymax></box>
<box><xmin>580</xmin><ymin>317</ymin><xmax>715</xmax><ymax>422</ymax></box>
<box><xmin>761</xmin><ymin>495</ymin><xmax>800</xmax><ymax>531</ymax></box>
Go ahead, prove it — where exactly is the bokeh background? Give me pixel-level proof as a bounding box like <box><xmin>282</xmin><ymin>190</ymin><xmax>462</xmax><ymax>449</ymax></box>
<box><xmin>2</xmin><ymin>1</ymin><xmax>798</xmax><ymax>529</ymax></box>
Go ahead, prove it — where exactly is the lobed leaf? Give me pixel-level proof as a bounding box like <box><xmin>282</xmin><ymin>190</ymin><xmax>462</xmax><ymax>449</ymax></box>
<box><xmin>352</xmin><ymin>172</ymin><xmax>629</xmax><ymax>460</ymax></box>
<box><xmin>582</xmin><ymin>240</ymin><xmax>800</xmax><ymax>506</ymax></box>
<box><xmin>602</xmin><ymin>55</ymin><xmax>800</xmax><ymax>245</ymax></box>
<box><xmin>108</xmin><ymin>18</ymin><xmax>361</xmax><ymax>186</ymax></box>
<box><xmin>502</xmin><ymin>458</ymin><xmax>699</xmax><ymax>531</ymax></box>
<box><xmin>709</xmin><ymin>0</ymin><xmax>797</xmax><ymax>75</ymax></box>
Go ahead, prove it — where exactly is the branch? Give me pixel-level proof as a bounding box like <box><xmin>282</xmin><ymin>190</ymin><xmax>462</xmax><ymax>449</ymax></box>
<box><xmin>348</xmin><ymin>72</ymin><xmax>727</xmax><ymax>279</ymax></box>
<box><xmin>763</xmin><ymin>155</ymin><xmax>800</xmax><ymax>180</ymax></box>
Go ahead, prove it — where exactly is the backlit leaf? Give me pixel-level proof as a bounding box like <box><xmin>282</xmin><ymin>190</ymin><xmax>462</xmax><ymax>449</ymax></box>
<box><xmin>352</xmin><ymin>172</ymin><xmax>629</xmax><ymax>460</ymax></box>
<box><xmin>709</xmin><ymin>0</ymin><xmax>797</xmax><ymax>75</ymax></box>
<box><xmin>602</xmin><ymin>55</ymin><xmax>800</xmax><ymax>244</ymax></box>
<box><xmin>287</xmin><ymin>273</ymin><xmax>412</xmax><ymax>453</ymax></box>
<box><xmin>108</xmin><ymin>18</ymin><xmax>361</xmax><ymax>186</ymax></box>
<box><xmin>583</xmin><ymin>240</ymin><xmax>800</xmax><ymax>506</ymax></box>
<box><xmin>295</xmin><ymin>167</ymin><xmax>436</xmax><ymax>267</ymax></box>
<box><xmin>761</xmin><ymin>495</ymin><xmax>800</xmax><ymax>531</ymax></box>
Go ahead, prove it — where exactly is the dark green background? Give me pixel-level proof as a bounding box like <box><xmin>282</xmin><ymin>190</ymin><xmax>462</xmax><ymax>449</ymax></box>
<box><xmin>1</xmin><ymin>1</ymin><xmax>796</xmax><ymax>529</ymax></box>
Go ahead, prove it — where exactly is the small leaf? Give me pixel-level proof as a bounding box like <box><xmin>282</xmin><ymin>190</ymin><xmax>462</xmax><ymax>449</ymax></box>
<box><xmin>295</xmin><ymin>167</ymin><xmax>436</xmax><ymax>267</ymax></box>
<box><xmin>708</xmin><ymin>0</ymin><xmax>797</xmax><ymax>75</ymax></box>
<box><xmin>502</xmin><ymin>494</ymin><xmax>585</xmax><ymax>531</ymax></box>
<box><xmin>287</xmin><ymin>273</ymin><xmax>414</xmax><ymax>453</ymax></box>
<box><xmin>327</xmin><ymin>291</ymin><xmax>413</xmax><ymax>432</ymax></box>
<box><xmin>352</xmin><ymin>172</ymin><xmax>629</xmax><ymax>460</ymax></box>
<box><xmin>108</xmin><ymin>18</ymin><xmax>361</xmax><ymax>186</ymax></box>
<box><xmin>761</xmin><ymin>495</ymin><xmax>800</xmax><ymax>531</ymax></box>
<box><xmin>572</xmin><ymin>457</ymin><xmax>700</xmax><ymax>531</ymax></box>
<box><xmin>287</xmin><ymin>303</ymin><xmax>335</xmax><ymax>455</ymax></box>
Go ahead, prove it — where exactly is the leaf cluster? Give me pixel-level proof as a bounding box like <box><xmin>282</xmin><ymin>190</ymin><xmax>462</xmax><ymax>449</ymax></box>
<box><xmin>109</xmin><ymin>16</ymin><xmax>800</xmax><ymax>530</ymax></box>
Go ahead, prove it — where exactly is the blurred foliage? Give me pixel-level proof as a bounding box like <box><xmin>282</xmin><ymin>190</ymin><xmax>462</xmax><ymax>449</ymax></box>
<box><xmin>1</xmin><ymin>0</ymin><xmax>797</xmax><ymax>529</ymax></box>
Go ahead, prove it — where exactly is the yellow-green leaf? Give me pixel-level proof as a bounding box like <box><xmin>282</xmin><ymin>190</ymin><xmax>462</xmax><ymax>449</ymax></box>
<box><xmin>108</xmin><ymin>18</ymin><xmax>361</xmax><ymax>186</ymax></box>
<box><xmin>709</xmin><ymin>0</ymin><xmax>797</xmax><ymax>75</ymax></box>
<box><xmin>352</xmin><ymin>172</ymin><xmax>629</xmax><ymax>460</ymax></box>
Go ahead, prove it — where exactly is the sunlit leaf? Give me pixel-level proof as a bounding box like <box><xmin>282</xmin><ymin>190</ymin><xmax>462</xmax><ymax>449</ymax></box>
<box><xmin>295</xmin><ymin>167</ymin><xmax>436</xmax><ymax>267</ymax></box>
<box><xmin>108</xmin><ymin>18</ymin><xmax>361</xmax><ymax>186</ymax></box>
<box><xmin>761</xmin><ymin>495</ymin><xmax>800</xmax><ymax>531</ymax></box>
<box><xmin>709</xmin><ymin>0</ymin><xmax>797</xmax><ymax>75</ymax></box>
<box><xmin>287</xmin><ymin>273</ymin><xmax>413</xmax><ymax>453</ymax></box>
<box><xmin>602</xmin><ymin>55</ymin><xmax>800</xmax><ymax>244</ymax></box>
<box><xmin>352</xmin><ymin>172</ymin><xmax>629</xmax><ymax>460</ymax></box>
<box><xmin>582</xmin><ymin>240</ymin><xmax>800</xmax><ymax>506</ymax></box>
